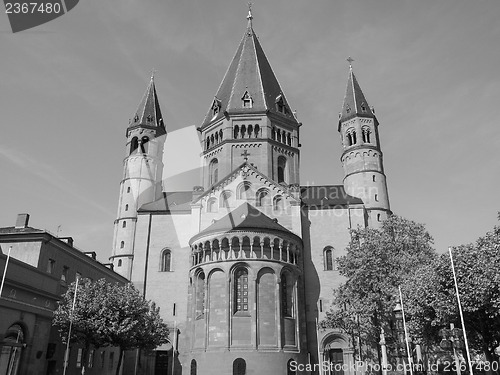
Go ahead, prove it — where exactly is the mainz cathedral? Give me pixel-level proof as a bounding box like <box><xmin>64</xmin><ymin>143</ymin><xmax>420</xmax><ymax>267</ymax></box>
<box><xmin>110</xmin><ymin>8</ymin><xmax>391</xmax><ymax>375</ymax></box>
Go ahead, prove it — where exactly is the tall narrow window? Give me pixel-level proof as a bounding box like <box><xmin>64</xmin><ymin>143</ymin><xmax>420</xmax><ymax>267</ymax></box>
<box><xmin>120</xmin><ymin>241</ymin><xmax>125</xmax><ymax>249</ymax></box>
<box><xmin>256</xmin><ymin>189</ymin><xmax>270</xmax><ymax>206</ymax></box>
<box><xmin>76</xmin><ymin>348</ymin><xmax>83</xmax><ymax>368</ymax></box>
<box><xmin>362</xmin><ymin>126</ymin><xmax>371</xmax><ymax>143</ymax></box>
<box><xmin>196</xmin><ymin>272</ymin><xmax>205</xmax><ymax>318</ymax></box>
<box><xmin>47</xmin><ymin>259</ymin><xmax>55</xmax><ymax>274</ymax></box>
<box><xmin>130</xmin><ymin>137</ymin><xmax>139</xmax><ymax>154</ymax></box>
<box><xmin>122</xmin><ymin>221</ymin><xmax>126</xmax><ymax>228</ymax></box>
<box><xmin>118</xmin><ymin>259</ymin><xmax>122</xmax><ymax>267</ymax></box>
<box><xmin>234</xmin><ymin>268</ymin><xmax>249</xmax><ymax>313</ymax></box>
<box><xmin>125</xmin><ymin>204</ymin><xmax>129</xmax><ymax>211</ymax></box>
<box><xmin>234</xmin><ymin>125</ymin><xmax>239</xmax><ymax>139</ymax></box>
<box><xmin>161</xmin><ymin>249</ymin><xmax>171</xmax><ymax>272</ymax></box>
<box><xmin>281</xmin><ymin>273</ymin><xmax>293</xmax><ymax>317</ymax></box>
<box><xmin>209</xmin><ymin>159</ymin><xmax>219</xmax><ymax>186</ymax></box>
<box><xmin>61</xmin><ymin>266</ymin><xmax>69</xmax><ymax>281</ymax></box>
<box><xmin>88</xmin><ymin>349</ymin><xmax>94</xmax><ymax>368</ymax></box>
<box><xmin>220</xmin><ymin>190</ymin><xmax>232</xmax><ymax>208</ymax></box>
<box><xmin>273</xmin><ymin>196</ymin><xmax>284</xmax><ymax>211</ymax></box>
<box><xmin>277</xmin><ymin>156</ymin><xmax>287</xmax><ymax>183</ymax></box>
<box><xmin>233</xmin><ymin>358</ymin><xmax>246</xmax><ymax>375</ymax></box>
<box><xmin>324</xmin><ymin>247</ymin><xmax>334</xmax><ymax>271</ymax></box>
<box><xmin>109</xmin><ymin>352</ymin><xmax>114</xmax><ymax>370</ymax></box>
<box><xmin>140</xmin><ymin>136</ymin><xmax>149</xmax><ymax>153</ymax></box>
<box><xmin>237</xmin><ymin>182</ymin><xmax>252</xmax><ymax>200</ymax></box>
<box><xmin>254</xmin><ymin>125</ymin><xmax>260</xmax><ymax>138</ymax></box>
<box><xmin>191</xmin><ymin>359</ymin><xmax>197</xmax><ymax>375</ymax></box>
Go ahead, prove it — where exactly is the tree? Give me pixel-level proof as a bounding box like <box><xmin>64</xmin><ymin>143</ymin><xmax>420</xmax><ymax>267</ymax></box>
<box><xmin>53</xmin><ymin>278</ymin><xmax>169</xmax><ymax>375</ymax></box>
<box><xmin>322</xmin><ymin>215</ymin><xmax>436</xmax><ymax>364</ymax></box>
<box><xmin>402</xmin><ymin>219</ymin><xmax>500</xmax><ymax>364</ymax></box>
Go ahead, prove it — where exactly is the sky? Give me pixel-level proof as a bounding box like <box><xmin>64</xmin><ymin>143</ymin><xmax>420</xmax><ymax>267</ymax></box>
<box><xmin>1</xmin><ymin>0</ymin><xmax>499</xmax><ymax>262</ymax></box>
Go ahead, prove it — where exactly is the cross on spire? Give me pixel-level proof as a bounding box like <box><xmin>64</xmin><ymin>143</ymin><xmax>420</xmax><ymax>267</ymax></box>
<box><xmin>150</xmin><ymin>68</ymin><xmax>157</xmax><ymax>81</ymax></box>
<box><xmin>247</xmin><ymin>2</ymin><xmax>253</xmax><ymax>29</ymax></box>
<box><xmin>241</xmin><ymin>149</ymin><xmax>250</xmax><ymax>161</ymax></box>
<box><xmin>347</xmin><ymin>56</ymin><xmax>354</xmax><ymax>69</ymax></box>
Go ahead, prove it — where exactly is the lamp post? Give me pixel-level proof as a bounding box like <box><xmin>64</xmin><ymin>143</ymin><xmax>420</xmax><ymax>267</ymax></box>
<box><xmin>393</xmin><ymin>302</ymin><xmax>414</xmax><ymax>375</ymax></box>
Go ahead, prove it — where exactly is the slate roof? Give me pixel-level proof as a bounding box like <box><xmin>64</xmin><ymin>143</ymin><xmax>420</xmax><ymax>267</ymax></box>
<box><xmin>128</xmin><ymin>76</ymin><xmax>166</xmax><ymax>134</ymax></box>
<box><xmin>300</xmin><ymin>185</ymin><xmax>363</xmax><ymax>207</ymax></box>
<box><xmin>190</xmin><ymin>202</ymin><xmax>293</xmax><ymax>243</ymax></box>
<box><xmin>138</xmin><ymin>191</ymin><xmax>193</xmax><ymax>213</ymax></box>
<box><xmin>201</xmin><ymin>12</ymin><xmax>298</xmax><ymax>128</ymax></box>
<box><xmin>338</xmin><ymin>67</ymin><xmax>376</xmax><ymax>129</ymax></box>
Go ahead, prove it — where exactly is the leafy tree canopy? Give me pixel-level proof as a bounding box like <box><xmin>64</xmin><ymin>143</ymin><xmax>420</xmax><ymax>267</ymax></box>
<box><xmin>53</xmin><ymin>278</ymin><xmax>169</xmax><ymax>375</ymax></box>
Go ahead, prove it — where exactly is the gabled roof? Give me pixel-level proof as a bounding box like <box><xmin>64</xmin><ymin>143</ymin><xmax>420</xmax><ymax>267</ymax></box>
<box><xmin>138</xmin><ymin>191</ymin><xmax>192</xmax><ymax>213</ymax></box>
<box><xmin>338</xmin><ymin>67</ymin><xmax>376</xmax><ymax>129</ymax></box>
<box><xmin>128</xmin><ymin>76</ymin><xmax>166</xmax><ymax>134</ymax></box>
<box><xmin>190</xmin><ymin>202</ymin><xmax>293</xmax><ymax>243</ymax></box>
<box><xmin>301</xmin><ymin>185</ymin><xmax>363</xmax><ymax>207</ymax></box>
<box><xmin>201</xmin><ymin>12</ymin><xmax>297</xmax><ymax>127</ymax></box>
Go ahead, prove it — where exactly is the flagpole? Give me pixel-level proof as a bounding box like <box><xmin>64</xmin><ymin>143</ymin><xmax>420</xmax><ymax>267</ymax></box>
<box><xmin>398</xmin><ymin>286</ymin><xmax>413</xmax><ymax>375</ymax></box>
<box><xmin>63</xmin><ymin>276</ymin><xmax>79</xmax><ymax>375</ymax></box>
<box><xmin>448</xmin><ymin>247</ymin><xmax>474</xmax><ymax>375</ymax></box>
<box><xmin>0</xmin><ymin>246</ymin><xmax>12</xmax><ymax>299</ymax></box>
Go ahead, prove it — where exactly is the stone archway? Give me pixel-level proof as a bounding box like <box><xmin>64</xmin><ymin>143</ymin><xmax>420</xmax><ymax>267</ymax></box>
<box><xmin>0</xmin><ymin>324</ymin><xmax>25</xmax><ymax>375</ymax></box>
<box><xmin>320</xmin><ymin>333</ymin><xmax>355</xmax><ymax>375</ymax></box>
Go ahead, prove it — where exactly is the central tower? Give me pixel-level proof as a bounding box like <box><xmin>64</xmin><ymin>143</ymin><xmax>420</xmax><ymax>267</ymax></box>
<box><xmin>199</xmin><ymin>10</ymin><xmax>301</xmax><ymax>190</ymax></box>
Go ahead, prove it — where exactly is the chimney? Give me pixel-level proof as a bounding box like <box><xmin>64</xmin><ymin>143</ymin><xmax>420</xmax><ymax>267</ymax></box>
<box><xmin>15</xmin><ymin>213</ymin><xmax>30</xmax><ymax>229</ymax></box>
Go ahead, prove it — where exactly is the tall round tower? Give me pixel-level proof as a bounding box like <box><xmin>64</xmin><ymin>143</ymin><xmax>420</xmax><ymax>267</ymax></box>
<box><xmin>110</xmin><ymin>76</ymin><xmax>166</xmax><ymax>279</ymax></box>
<box><xmin>338</xmin><ymin>62</ymin><xmax>391</xmax><ymax>227</ymax></box>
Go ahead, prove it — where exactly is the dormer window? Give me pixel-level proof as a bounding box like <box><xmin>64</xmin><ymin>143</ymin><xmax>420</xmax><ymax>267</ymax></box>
<box><xmin>360</xmin><ymin>102</ymin><xmax>367</xmax><ymax>113</ymax></box>
<box><xmin>211</xmin><ymin>98</ymin><xmax>221</xmax><ymax>118</ymax></box>
<box><xmin>275</xmin><ymin>94</ymin><xmax>286</xmax><ymax>114</ymax></box>
<box><xmin>346</xmin><ymin>104</ymin><xmax>351</xmax><ymax>114</ymax></box>
<box><xmin>242</xmin><ymin>91</ymin><xmax>253</xmax><ymax>108</ymax></box>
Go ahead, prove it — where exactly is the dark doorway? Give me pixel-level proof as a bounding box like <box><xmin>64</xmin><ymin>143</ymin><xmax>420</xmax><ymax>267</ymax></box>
<box><xmin>329</xmin><ymin>349</ymin><xmax>344</xmax><ymax>375</ymax></box>
<box><xmin>154</xmin><ymin>351</ymin><xmax>169</xmax><ymax>375</ymax></box>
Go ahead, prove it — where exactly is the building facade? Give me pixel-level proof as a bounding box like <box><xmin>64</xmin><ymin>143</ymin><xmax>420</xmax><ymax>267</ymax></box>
<box><xmin>0</xmin><ymin>214</ymin><xmax>128</xmax><ymax>375</ymax></box>
<box><xmin>111</xmin><ymin>11</ymin><xmax>391</xmax><ymax>375</ymax></box>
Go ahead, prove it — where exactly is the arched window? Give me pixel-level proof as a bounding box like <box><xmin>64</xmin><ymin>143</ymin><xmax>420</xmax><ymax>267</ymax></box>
<box><xmin>254</xmin><ymin>125</ymin><xmax>260</xmax><ymax>138</ymax></box>
<box><xmin>127</xmin><ymin>186</ymin><xmax>131</xmax><ymax>193</ymax></box>
<box><xmin>272</xmin><ymin>127</ymin><xmax>276</xmax><ymax>140</ymax></box>
<box><xmin>346</xmin><ymin>129</ymin><xmax>356</xmax><ymax>146</ymax></box>
<box><xmin>281</xmin><ymin>273</ymin><xmax>293</xmax><ymax>317</ymax></box>
<box><xmin>234</xmin><ymin>268</ymin><xmax>249</xmax><ymax>313</ymax></box>
<box><xmin>277</xmin><ymin>156</ymin><xmax>287</xmax><ymax>183</ymax></box>
<box><xmin>219</xmin><ymin>129</ymin><xmax>223</xmax><ymax>141</ymax></box>
<box><xmin>324</xmin><ymin>247</ymin><xmax>335</xmax><ymax>271</ymax></box>
<box><xmin>2</xmin><ymin>324</ymin><xmax>25</xmax><ymax>373</ymax></box>
<box><xmin>256</xmin><ymin>189</ymin><xmax>270</xmax><ymax>206</ymax></box>
<box><xmin>237</xmin><ymin>182</ymin><xmax>252</xmax><ymax>200</ymax></box>
<box><xmin>233</xmin><ymin>358</ymin><xmax>246</xmax><ymax>375</ymax></box>
<box><xmin>209</xmin><ymin>159</ymin><xmax>219</xmax><ymax>186</ymax></box>
<box><xmin>362</xmin><ymin>126</ymin><xmax>371</xmax><ymax>143</ymax></box>
<box><xmin>277</xmin><ymin>129</ymin><xmax>282</xmax><ymax>143</ymax></box>
<box><xmin>118</xmin><ymin>259</ymin><xmax>122</xmax><ymax>267</ymax></box>
<box><xmin>206</xmin><ymin>138</ymin><xmax>210</xmax><ymax>150</ymax></box>
<box><xmin>161</xmin><ymin>249</ymin><xmax>171</xmax><ymax>272</ymax></box>
<box><xmin>130</xmin><ymin>137</ymin><xmax>139</xmax><ymax>154</ymax></box>
<box><xmin>273</xmin><ymin>196</ymin><xmax>284</xmax><ymax>211</ymax></box>
<box><xmin>207</xmin><ymin>198</ymin><xmax>217</xmax><ymax>213</ymax></box>
<box><xmin>247</xmin><ymin>125</ymin><xmax>253</xmax><ymax>138</ymax></box>
<box><xmin>120</xmin><ymin>241</ymin><xmax>125</xmax><ymax>249</ymax></box>
<box><xmin>195</xmin><ymin>272</ymin><xmax>205</xmax><ymax>318</ymax></box>
<box><xmin>241</xmin><ymin>125</ymin><xmax>246</xmax><ymax>138</ymax></box>
<box><xmin>190</xmin><ymin>359</ymin><xmax>197</xmax><ymax>375</ymax></box>
<box><xmin>125</xmin><ymin>204</ymin><xmax>129</xmax><ymax>211</ymax></box>
<box><xmin>287</xmin><ymin>133</ymin><xmax>292</xmax><ymax>146</ymax></box>
<box><xmin>234</xmin><ymin>125</ymin><xmax>239</xmax><ymax>139</ymax></box>
<box><xmin>140</xmin><ymin>136</ymin><xmax>149</xmax><ymax>153</ymax></box>
<box><xmin>220</xmin><ymin>190</ymin><xmax>232</xmax><ymax>208</ymax></box>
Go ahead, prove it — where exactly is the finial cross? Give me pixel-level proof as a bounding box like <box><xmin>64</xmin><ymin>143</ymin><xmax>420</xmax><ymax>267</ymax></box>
<box><xmin>347</xmin><ymin>56</ymin><xmax>354</xmax><ymax>68</ymax></box>
<box><xmin>241</xmin><ymin>149</ymin><xmax>250</xmax><ymax>161</ymax></box>
<box><xmin>150</xmin><ymin>68</ymin><xmax>157</xmax><ymax>81</ymax></box>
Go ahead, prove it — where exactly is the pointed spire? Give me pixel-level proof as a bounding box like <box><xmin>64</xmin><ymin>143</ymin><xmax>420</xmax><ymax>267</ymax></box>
<box><xmin>201</xmin><ymin>6</ymin><xmax>297</xmax><ymax>128</ymax></box>
<box><xmin>129</xmin><ymin>74</ymin><xmax>165</xmax><ymax>133</ymax></box>
<box><xmin>339</xmin><ymin>59</ymin><xmax>375</xmax><ymax>127</ymax></box>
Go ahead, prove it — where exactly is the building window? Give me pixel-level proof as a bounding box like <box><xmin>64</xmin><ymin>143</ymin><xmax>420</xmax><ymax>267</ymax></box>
<box><xmin>237</xmin><ymin>182</ymin><xmax>252</xmax><ymax>200</ymax></box>
<box><xmin>140</xmin><ymin>136</ymin><xmax>149</xmax><ymax>153</ymax></box>
<box><xmin>373</xmin><ymin>175</ymin><xmax>376</xmax><ymax>182</ymax></box>
<box><xmin>209</xmin><ymin>158</ymin><xmax>219</xmax><ymax>185</ymax></box>
<box><xmin>212</xmin><ymin>98</ymin><xmax>221</xmax><ymax>117</ymax></box>
<box><xmin>88</xmin><ymin>349</ymin><xmax>94</xmax><ymax>368</ymax></box>
<box><xmin>191</xmin><ymin>359</ymin><xmax>197</xmax><ymax>375</ymax></box>
<box><xmin>233</xmin><ymin>358</ymin><xmax>246</xmax><ymax>375</ymax></box>
<box><xmin>273</xmin><ymin>196</ymin><xmax>284</xmax><ymax>211</ymax></box>
<box><xmin>360</xmin><ymin>102</ymin><xmax>367</xmax><ymax>113</ymax></box>
<box><xmin>130</xmin><ymin>137</ymin><xmax>139</xmax><ymax>154</ymax></box>
<box><xmin>47</xmin><ymin>259</ymin><xmax>55</xmax><ymax>274</ymax></box>
<box><xmin>254</xmin><ymin>125</ymin><xmax>260</xmax><ymax>138</ymax></box>
<box><xmin>109</xmin><ymin>352</ymin><xmax>114</xmax><ymax>370</ymax></box>
<box><xmin>120</xmin><ymin>241</ymin><xmax>125</xmax><ymax>249</ymax></box>
<box><xmin>161</xmin><ymin>249</ymin><xmax>171</xmax><ymax>272</ymax></box>
<box><xmin>324</xmin><ymin>247</ymin><xmax>335</xmax><ymax>271</ymax></box>
<box><xmin>281</xmin><ymin>273</ymin><xmax>293</xmax><ymax>317</ymax></box>
<box><xmin>377</xmin><ymin>214</ymin><xmax>381</xmax><ymax>222</ymax></box>
<box><xmin>362</xmin><ymin>126</ymin><xmax>371</xmax><ymax>143</ymax></box>
<box><xmin>76</xmin><ymin>348</ymin><xmax>83</xmax><ymax>368</ymax></box>
<box><xmin>207</xmin><ymin>198</ymin><xmax>217</xmax><ymax>213</ymax></box>
<box><xmin>234</xmin><ymin>125</ymin><xmax>239</xmax><ymax>139</ymax></box>
<box><xmin>127</xmin><ymin>186</ymin><xmax>131</xmax><ymax>193</ymax></box>
<box><xmin>277</xmin><ymin>156</ymin><xmax>287</xmax><ymax>183</ymax></box>
<box><xmin>61</xmin><ymin>266</ymin><xmax>69</xmax><ymax>281</ymax></box>
<box><xmin>234</xmin><ymin>268</ymin><xmax>249</xmax><ymax>313</ymax></box>
<box><xmin>118</xmin><ymin>259</ymin><xmax>122</xmax><ymax>267</ymax></box>
<box><xmin>195</xmin><ymin>272</ymin><xmax>205</xmax><ymax>318</ymax></box>
<box><xmin>122</xmin><ymin>221</ymin><xmax>126</xmax><ymax>228</ymax></box>
<box><xmin>242</xmin><ymin>91</ymin><xmax>253</xmax><ymax>108</ymax></box>
<box><xmin>100</xmin><ymin>351</ymin><xmax>105</xmax><ymax>369</ymax></box>
<box><xmin>276</xmin><ymin>94</ymin><xmax>286</xmax><ymax>114</ymax></box>
<box><xmin>125</xmin><ymin>204</ymin><xmax>128</xmax><ymax>211</ymax></box>
<box><xmin>346</xmin><ymin>129</ymin><xmax>357</xmax><ymax>146</ymax></box>
<box><xmin>375</xmin><ymin>194</ymin><xmax>378</xmax><ymax>202</ymax></box>
<box><xmin>220</xmin><ymin>190</ymin><xmax>231</xmax><ymax>208</ymax></box>
<box><xmin>256</xmin><ymin>189</ymin><xmax>270</xmax><ymax>206</ymax></box>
